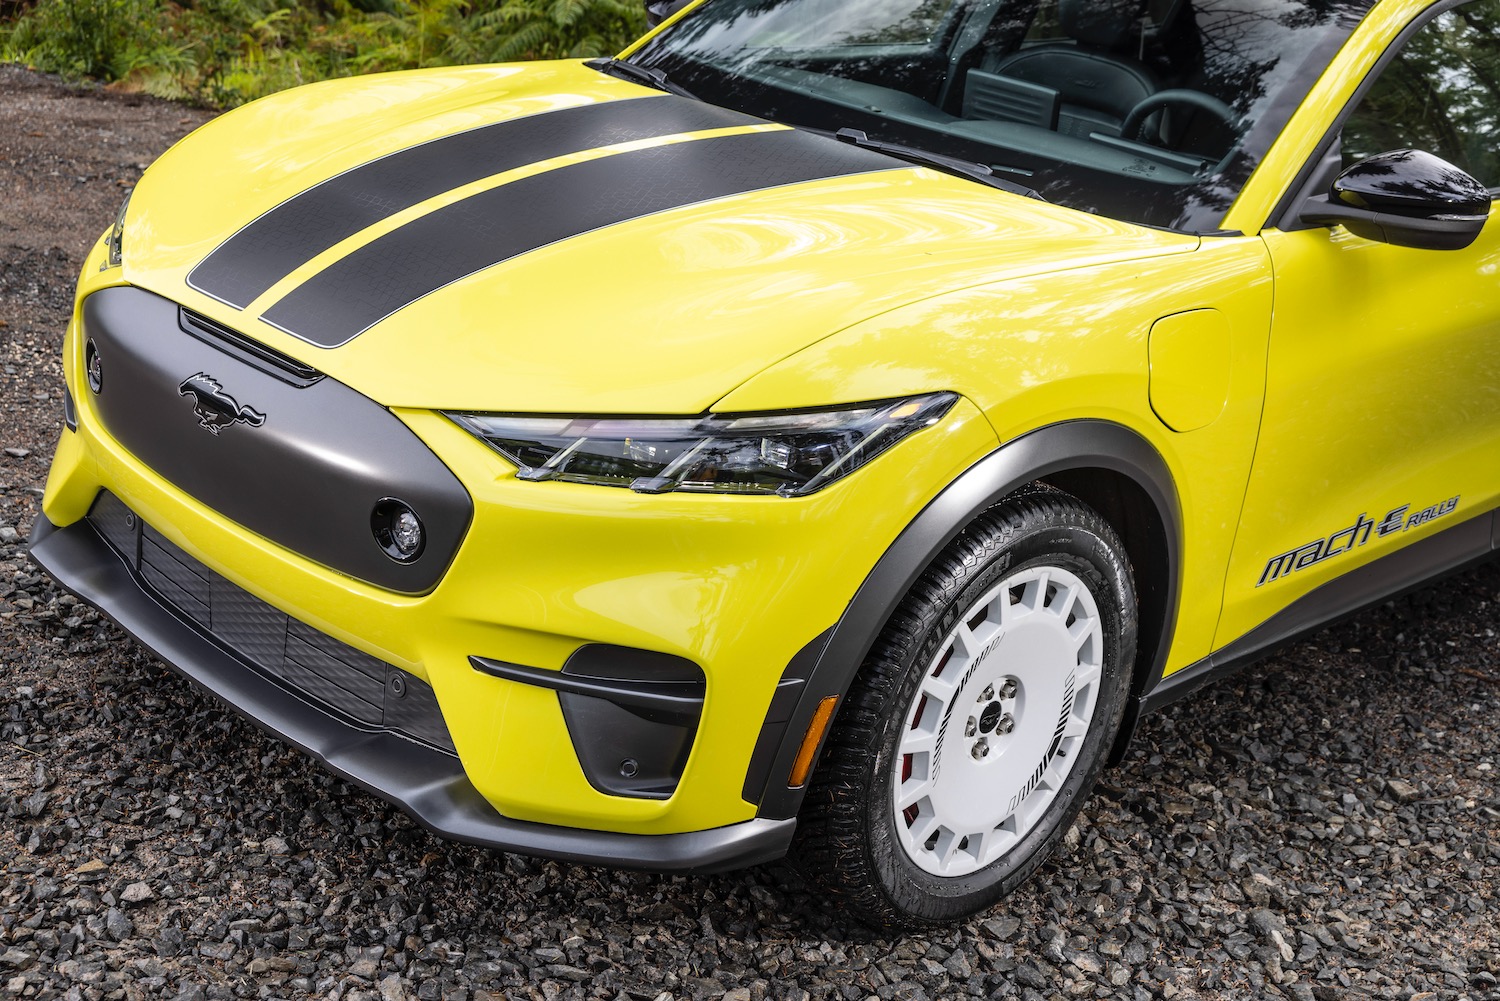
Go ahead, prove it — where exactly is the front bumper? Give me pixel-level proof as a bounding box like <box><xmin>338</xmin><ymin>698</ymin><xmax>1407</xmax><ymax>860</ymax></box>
<box><xmin>28</xmin><ymin>511</ymin><xmax>795</xmax><ymax>871</ymax></box>
<box><xmin>41</xmin><ymin>255</ymin><xmax>1001</xmax><ymax>849</ymax></box>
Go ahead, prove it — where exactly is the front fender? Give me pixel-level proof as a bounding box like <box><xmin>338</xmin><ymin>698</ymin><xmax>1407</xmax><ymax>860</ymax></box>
<box><xmin>749</xmin><ymin>420</ymin><xmax>1181</xmax><ymax>820</ymax></box>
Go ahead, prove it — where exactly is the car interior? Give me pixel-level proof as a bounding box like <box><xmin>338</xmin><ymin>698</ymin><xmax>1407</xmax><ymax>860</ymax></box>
<box><xmin>721</xmin><ymin>0</ymin><xmax>1245</xmax><ymax>181</ymax></box>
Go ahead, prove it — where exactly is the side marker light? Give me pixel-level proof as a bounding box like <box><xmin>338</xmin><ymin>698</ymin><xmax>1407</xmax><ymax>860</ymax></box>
<box><xmin>788</xmin><ymin>695</ymin><xmax>839</xmax><ymax>788</ymax></box>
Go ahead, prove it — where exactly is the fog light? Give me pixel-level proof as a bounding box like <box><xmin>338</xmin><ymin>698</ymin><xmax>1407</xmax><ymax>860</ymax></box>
<box><xmin>85</xmin><ymin>339</ymin><xmax>103</xmax><ymax>394</ymax></box>
<box><xmin>394</xmin><ymin>511</ymin><xmax>421</xmax><ymax>551</ymax></box>
<box><xmin>371</xmin><ymin>498</ymin><xmax>425</xmax><ymax>563</ymax></box>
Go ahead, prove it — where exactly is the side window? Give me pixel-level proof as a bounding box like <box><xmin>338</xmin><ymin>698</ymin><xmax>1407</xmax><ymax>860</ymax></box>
<box><xmin>1342</xmin><ymin>0</ymin><xmax>1500</xmax><ymax>187</ymax></box>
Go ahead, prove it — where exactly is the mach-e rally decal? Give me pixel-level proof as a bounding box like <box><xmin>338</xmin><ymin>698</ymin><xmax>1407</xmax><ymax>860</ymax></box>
<box><xmin>1257</xmin><ymin>495</ymin><xmax>1461</xmax><ymax>586</ymax></box>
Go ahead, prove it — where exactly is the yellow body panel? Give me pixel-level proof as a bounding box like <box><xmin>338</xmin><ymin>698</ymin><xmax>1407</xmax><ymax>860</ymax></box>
<box><xmin>40</xmin><ymin>2</ymin><xmax>1500</xmax><ymax>845</ymax></box>
<box><xmin>722</xmin><ymin>236</ymin><xmax>1274</xmax><ymax>674</ymax></box>
<box><xmin>1216</xmin><ymin>218</ymin><xmax>1500</xmax><ymax>644</ymax></box>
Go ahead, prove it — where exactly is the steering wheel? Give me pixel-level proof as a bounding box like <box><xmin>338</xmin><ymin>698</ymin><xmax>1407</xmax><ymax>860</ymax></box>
<box><xmin>1120</xmin><ymin>89</ymin><xmax>1238</xmax><ymax>145</ymax></box>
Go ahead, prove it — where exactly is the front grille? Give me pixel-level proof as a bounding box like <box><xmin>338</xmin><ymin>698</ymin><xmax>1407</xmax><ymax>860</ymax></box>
<box><xmin>89</xmin><ymin>492</ymin><xmax>456</xmax><ymax>754</ymax></box>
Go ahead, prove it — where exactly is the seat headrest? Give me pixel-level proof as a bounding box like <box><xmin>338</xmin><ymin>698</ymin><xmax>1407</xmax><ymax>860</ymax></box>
<box><xmin>1058</xmin><ymin>0</ymin><xmax>1148</xmax><ymax>48</ymax></box>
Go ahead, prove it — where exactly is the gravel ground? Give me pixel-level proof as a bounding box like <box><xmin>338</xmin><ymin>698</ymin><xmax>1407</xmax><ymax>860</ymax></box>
<box><xmin>3</xmin><ymin>64</ymin><xmax>1500</xmax><ymax>1001</ymax></box>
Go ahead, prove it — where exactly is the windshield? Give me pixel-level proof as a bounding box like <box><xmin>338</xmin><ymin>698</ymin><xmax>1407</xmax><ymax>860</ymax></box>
<box><xmin>632</xmin><ymin>0</ymin><xmax>1374</xmax><ymax>231</ymax></box>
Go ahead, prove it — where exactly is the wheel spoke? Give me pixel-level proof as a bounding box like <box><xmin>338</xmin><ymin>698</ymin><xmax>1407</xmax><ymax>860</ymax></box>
<box><xmin>1025</xmin><ymin>572</ymin><xmax>1049</xmax><ymax>613</ymax></box>
<box><xmin>1013</xmin><ymin>791</ymin><xmax>1044</xmax><ymax>833</ymax></box>
<box><xmin>1052</xmin><ymin>580</ymin><xmax>1080</xmax><ymax>620</ymax></box>
<box><xmin>895</xmin><ymin>782</ymin><xmax>930</xmax><ymax>813</ymax></box>
<box><xmin>998</xmin><ymin>588</ymin><xmax>1019</xmax><ymax>626</ymax></box>
<box><xmin>963</xmin><ymin>828</ymin><xmax>987</xmax><ymax>863</ymax></box>
<box><xmin>969</xmin><ymin>616</ymin><xmax>1003</xmax><ymax>653</ymax></box>
<box><xmin>936</xmin><ymin>828</ymin><xmax>962</xmax><ymax>866</ymax></box>
<box><xmin>1069</xmin><ymin>614</ymin><xmax>1095</xmax><ymax>649</ymax></box>
<box><xmin>949</xmin><ymin>622</ymin><xmax>979</xmax><ymax>660</ymax></box>
<box><xmin>1074</xmin><ymin>661</ymin><xmax>1102</xmax><ymax>688</ymax></box>
<box><xmin>984</xmin><ymin>808</ymin><xmax>1026</xmax><ymax>856</ymax></box>
<box><xmin>899</xmin><ymin>730</ymin><xmax>937</xmax><ymax>755</ymax></box>
<box><xmin>920</xmin><ymin>675</ymin><xmax>958</xmax><ymax>704</ymax></box>
<box><xmin>910</xmin><ymin>813</ymin><xmax>941</xmax><ymax>846</ymax></box>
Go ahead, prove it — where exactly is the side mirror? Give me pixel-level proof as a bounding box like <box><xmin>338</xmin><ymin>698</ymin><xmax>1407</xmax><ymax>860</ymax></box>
<box><xmin>1298</xmin><ymin>148</ymin><xmax>1491</xmax><ymax>251</ymax></box>
<box><xmin>646</xmin><ymin>0</ymin><xmax>692</xmax><ymax>27</ymax></box>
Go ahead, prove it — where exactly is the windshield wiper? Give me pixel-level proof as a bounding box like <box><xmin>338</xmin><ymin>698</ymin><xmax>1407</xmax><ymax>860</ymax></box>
<box><xmin>585</xmin><ymin>57</ymin><xmax>700</xmax><ymax>101</ymax></box>
<box><xmin>831</xmin><ymin>129</ymin><xmax>1043</xmax><ymax>200</ymax></box>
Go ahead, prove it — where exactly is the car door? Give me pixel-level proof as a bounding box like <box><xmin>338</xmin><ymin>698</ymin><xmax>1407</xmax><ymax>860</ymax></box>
<box><xmin>1217</xmin><ymin>0</ymin><xmax>1500</xmax><ymax>648</ymax></box>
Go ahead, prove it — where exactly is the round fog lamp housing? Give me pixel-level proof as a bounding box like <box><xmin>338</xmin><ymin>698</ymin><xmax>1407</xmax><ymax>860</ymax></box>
<box><xmin>85</xmin><ymin>339</ymin><xmax>103</xmax><ymax>394</ymax></box>
<box><xmin>371</xmin><ymin>498</ymin><xmax>425</xmax><ymax>563</ymax></box>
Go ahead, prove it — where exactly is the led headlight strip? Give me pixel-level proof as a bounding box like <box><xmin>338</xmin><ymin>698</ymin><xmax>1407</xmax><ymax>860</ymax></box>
<box><xmin>105</xmin><ymin>193</ymin><xmax>130</xmax><ymax>269</ymax></box>
<box><xmin>450</xmin><ymin>393</ymin><xmax>957</xmax><ymax>497</ymax></box>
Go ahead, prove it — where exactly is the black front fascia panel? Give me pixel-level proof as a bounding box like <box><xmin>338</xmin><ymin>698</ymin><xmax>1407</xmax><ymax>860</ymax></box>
<box><xmin>83</xmin><ymin>286</ymin><xmax>471</xmax><ymax>593</ymax></box>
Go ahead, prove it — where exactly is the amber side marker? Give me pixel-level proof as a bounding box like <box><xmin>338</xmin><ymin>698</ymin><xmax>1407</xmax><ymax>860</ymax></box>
<box><xmin>788</xmin><ymin>695</ymin><xmax>839</xmax><ymax>788</ymax></box>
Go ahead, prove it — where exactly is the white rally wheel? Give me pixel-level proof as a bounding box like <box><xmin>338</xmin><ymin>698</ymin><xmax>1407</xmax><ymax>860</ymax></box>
<box><xmin>891</xmin><ymin>564</ymin><xmax>1104</xmax><ymax>876</ymax></box>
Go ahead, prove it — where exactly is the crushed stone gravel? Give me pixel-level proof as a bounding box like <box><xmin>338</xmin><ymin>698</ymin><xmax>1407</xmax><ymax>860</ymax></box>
<box><xmin>2</xmin><ymin>63</ymin><xmax>1499</xmax><ymax>1001</ymax></box>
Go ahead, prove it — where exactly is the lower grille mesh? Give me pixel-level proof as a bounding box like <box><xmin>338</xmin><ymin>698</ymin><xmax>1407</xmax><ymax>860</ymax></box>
<box><xmin>88</xmin><ymin>492</ymin><xmax>456</xmax><ymax>754</ymax></box>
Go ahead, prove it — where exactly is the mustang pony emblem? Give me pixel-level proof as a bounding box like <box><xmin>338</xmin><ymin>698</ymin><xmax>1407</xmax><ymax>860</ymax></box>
<box><xmin>178</xmin><ymin>373</ymin><xmax>266</xmax><ymax>435</ymax></box>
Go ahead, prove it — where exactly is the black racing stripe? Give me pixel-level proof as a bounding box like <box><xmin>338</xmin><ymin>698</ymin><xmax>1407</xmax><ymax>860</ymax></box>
<box><xmin>188</xmin><ymin>96</ymin><xmax>761</xmax><ymax>309</ymax></box>
<box><xmin>261</xmin><ymin>129</ymin><xmax>900</xmax><ymax>347</ymax></box>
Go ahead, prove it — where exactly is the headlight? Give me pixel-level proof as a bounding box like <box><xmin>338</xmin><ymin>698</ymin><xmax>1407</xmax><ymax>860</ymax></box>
<box><xmin>449</xmin><ymin>393</ymin><xmax>958</xmax><ymax>497</ymax></box>
<box><xmin>105</xmin><ymin>192</ymin><xmax>130</xmax><ymax>269</ymax></box>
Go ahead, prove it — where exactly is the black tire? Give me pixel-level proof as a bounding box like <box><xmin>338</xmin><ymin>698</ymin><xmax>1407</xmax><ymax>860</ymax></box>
<box><xmin>792</xmin><ymin>486</ymin><xmax>1137</xmax><ymax>928</ymax></box>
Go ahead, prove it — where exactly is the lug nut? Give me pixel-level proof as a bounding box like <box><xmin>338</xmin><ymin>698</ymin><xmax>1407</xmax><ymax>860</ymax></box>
<box><xmin>980</xmin><ymin>684</ymin><xmax>995</xmax><ymax>701</ymax></box>
<box><xmin>972</xmin><ymin>739</ymin><xmax>989</xmax><ymax>760</ymax></box>
<box><xmin>965</xmin><ymin>717</ymin><xmax>977</xmax><ymax>737</ymax></box>
<box><xmin>1000</xmin><ymin>679</ymin><xmax>1018</xmax><ymax>699</ymax></box>
<box><xmin>997</xmin><ymin>714</ymin><xmax>1015</xmax><ymax>734</ymax></box>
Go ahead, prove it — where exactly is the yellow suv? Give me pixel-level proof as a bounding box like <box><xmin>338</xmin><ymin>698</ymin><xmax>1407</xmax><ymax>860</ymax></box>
<box><xmin>31</xmin><ymin>0</ymin><xmax>1500</xmax><ymax>926</ymax></box>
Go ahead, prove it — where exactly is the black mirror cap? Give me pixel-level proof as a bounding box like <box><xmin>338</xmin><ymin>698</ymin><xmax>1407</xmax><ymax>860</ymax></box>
<box><xmin>1334</xmin><ymin>148</ymin><xmax>1491</xmax><ymax>217</ymax></box>
<box><xmin>645</xmin><ymin>0</ymin><xmax>691</xmax><ymax>27</ymax></box>
<box><xmin>1300</xmin><ymin>149</ymin><xmax>1491</xmax><ymax>251</ymax></box>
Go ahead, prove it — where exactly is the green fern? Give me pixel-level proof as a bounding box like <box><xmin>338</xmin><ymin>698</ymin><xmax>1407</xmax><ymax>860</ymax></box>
<box><xmin>457</xmin><ymin>0</ymin><xmax>643</xmax><ymax>62</ymax></box>
<box><xmin>0</xmin><ymin>0</ymin><xmax>648</xmax><ymax>106</ymax></box>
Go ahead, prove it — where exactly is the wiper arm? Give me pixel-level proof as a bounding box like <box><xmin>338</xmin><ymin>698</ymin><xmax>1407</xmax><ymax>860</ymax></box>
<box><xmin>585</xmin><ymin>57</ymin><xmax>700</xmax><ymax>101</ymax></box>
<box><xmin>832</xmin><ymin>128</ymin><xmax>1043</xmax><ymax>200</ymax></box>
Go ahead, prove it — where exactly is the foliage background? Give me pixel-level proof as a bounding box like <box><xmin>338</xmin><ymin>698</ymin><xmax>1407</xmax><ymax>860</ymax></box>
<box><xmin>0</xmin><ymin>0</ymin><xmax>647</xmax><ymax>107</ymax></box>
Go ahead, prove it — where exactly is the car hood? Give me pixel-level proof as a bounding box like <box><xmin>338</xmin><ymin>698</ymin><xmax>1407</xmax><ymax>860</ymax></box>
<box><xmin>123</xmin><ymin>61</ymin><xmax>1199</xmax><ymax>413</ymax></box>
